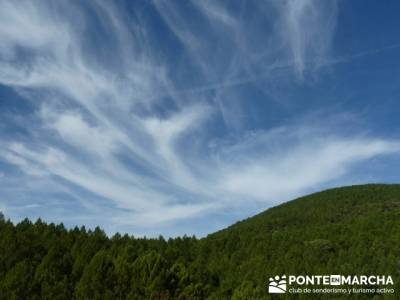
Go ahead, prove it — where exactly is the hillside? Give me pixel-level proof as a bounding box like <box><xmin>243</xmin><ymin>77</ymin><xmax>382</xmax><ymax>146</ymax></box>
<box><xmin>0</xmin><ymin>184</ymin><xmax>399</xmax><ymax>299</ymax></box>
<box><xmin>202</xmin><ymin>184</ymin><xmax>400</xmax><ymax>298</ymax></box>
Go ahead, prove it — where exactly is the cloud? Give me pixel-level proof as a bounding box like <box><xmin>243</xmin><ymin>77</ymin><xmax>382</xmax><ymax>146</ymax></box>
<box><xmin>275</xmin><ymin>0</ymin><xmax>338</xmax><ymax>79</ymax></box>
<box><xmin>216</xmin><ymin>134</ymin><xmax>400</xmax><ymax>202</ymax></box>
<box><xmin>42</xmin><ymin>110</ymin><xmax>118</xmax><ymax>158</ymax></box>
<box><xmin>0</xmin><ymin>0</ymin><xmax>398</xmax><ymax>236</ymax></box>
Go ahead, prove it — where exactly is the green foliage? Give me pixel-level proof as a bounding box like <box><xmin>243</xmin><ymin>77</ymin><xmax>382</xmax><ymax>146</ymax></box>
<box><xmin>0</xmin><ymin>184</ymin><xmax>399</xmax><ymax>299</ymax></box>
<box><xmin>75</xmin><ymin>250</ymin><xmax>116</xmax><ymax>299</ymax></box>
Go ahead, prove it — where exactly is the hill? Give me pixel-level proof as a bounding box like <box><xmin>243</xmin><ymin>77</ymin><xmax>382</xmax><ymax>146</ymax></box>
<box><xmin>202</xmin><ymin>184</ymin><xmax>400</xmax><ymax>298</ymax></box>
<box><xmin>0</xmin><ymin>184</ymin><xmax>399</xmax><ymax>299</ymax></box>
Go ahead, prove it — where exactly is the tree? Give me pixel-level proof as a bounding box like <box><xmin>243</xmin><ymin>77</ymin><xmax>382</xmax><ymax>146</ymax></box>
<box><xmin>129</xmin><ymin>251</ymin><xmax>168</xmax><ymax>299</ymax></box>
<box><xmin>75</xmin><ymin>250</ymin><xmax>116</xmax><ymax>300</ymax></box>
<box><xmin>0</xmin><ymin>260</ymin><xmax>35</xmax><ymax>300</ymax></box>
<box><xmin>34</xmin><ymin>243</ymin><xmax>72</xmax><ymax>300</ymax></box>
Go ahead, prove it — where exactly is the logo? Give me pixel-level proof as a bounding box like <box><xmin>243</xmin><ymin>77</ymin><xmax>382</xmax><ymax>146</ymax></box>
<box><xmin>268</xmin><ymin>275</ymin><xmax>287</xmax><ymax>293</ymax></box>
<box><xmin>267</xmin><ymin>274</ymin><xmax>394</xmax><ymax>295</ymax></box>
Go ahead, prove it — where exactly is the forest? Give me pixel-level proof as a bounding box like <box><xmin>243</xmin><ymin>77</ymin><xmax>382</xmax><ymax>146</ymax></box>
<box><xmin>0</xmin><ymin>184</ymin><xmax>399</xmax><ymax>299</ymax></box>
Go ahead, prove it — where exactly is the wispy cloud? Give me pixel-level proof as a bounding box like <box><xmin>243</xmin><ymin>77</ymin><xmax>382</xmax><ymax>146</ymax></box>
<box><xmin>215</xmin><ymin>133</ymin><xmax>400</xmax><ymax>202</ymax></box>
<box><xmin>275</xmin><ymin>0</ymin><xmax>337</xmax><ymax>79</ymax></box>
<box><xmin>0</xmin><ymin>0</ymin><xmax>398</xmax><ymax>236</ymax></box>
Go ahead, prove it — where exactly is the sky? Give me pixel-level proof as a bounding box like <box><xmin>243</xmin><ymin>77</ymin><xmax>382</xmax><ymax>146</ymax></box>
<box><xmin>1</xmin><ymin>0</ymin><xmax>400</xmax><ymax>237</ymax></box>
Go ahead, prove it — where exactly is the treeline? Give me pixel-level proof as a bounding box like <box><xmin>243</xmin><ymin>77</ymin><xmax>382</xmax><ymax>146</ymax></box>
<box><xmin>1</xmin><ymin>184</ymin><xmax>400</xmax><ymax>299</ymax></box>
<box><xmin>0</xmin><ymin>217</ymin><xmax>215</xmax><ymax>300</ymax></box>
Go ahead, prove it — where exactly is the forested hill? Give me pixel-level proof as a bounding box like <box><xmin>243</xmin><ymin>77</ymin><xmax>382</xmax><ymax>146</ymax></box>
<box><xmin>1</xmin><ymin>184</ymin><xmax>400</xmax><ymax>299</ymax></box>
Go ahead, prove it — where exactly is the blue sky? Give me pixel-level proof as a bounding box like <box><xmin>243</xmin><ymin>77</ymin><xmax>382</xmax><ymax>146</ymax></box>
<box><xmin>1</xmin><ymin>0</ymin><xmax>400</xmax><ymax>237</ymax></box>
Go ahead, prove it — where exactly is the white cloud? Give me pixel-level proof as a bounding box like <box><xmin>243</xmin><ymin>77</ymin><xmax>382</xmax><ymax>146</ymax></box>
<box><xmin>113</xmin><ymin>202</ymin><xmax>218</xmax><ymax>228</ymax></box>
<box><xmin>276</xmin><ymin>0</ymin><xmax>338</xmax><ymax>79</ymax></box>
<box><xmin>191</xmin><ymin>0</ymin><xmax>237</xmax><ymax>28</ymax></box>
<box><xmin>143</xmin><ymin>104</ymin><xmax>212</xmax><ymax>191</ymax></box>
<box><xmin>216</xmin><ymin>136</ymin><xmax>400</xmax><ymax>202</ymax></box>
<box><xmin>0</xmin><ymin>0</ymin><xmax>70</xmax><ymax>58</ymax></box>
<box><xmin>0</xmin><ymin>0</ymin><xmax>398</xmax><ymax>236</ymax></box>
<box><xmin>41</xmin><ymin>108</ymin><xmax>119</xmax><ymax>158</ymax></box>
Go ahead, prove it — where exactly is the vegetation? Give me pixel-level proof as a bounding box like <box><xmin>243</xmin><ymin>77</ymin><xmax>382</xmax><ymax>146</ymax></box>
<box><xmin>0</xmin><ymin>184</ymin><xmax>399</xmax><ymax>299</ymax></box>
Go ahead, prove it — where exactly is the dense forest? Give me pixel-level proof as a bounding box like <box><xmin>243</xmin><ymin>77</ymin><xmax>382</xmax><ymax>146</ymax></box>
<box><xmin>1</xmin><ymin>184</ymin><xmax>399</xmax><ymax>299</ymax></box>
